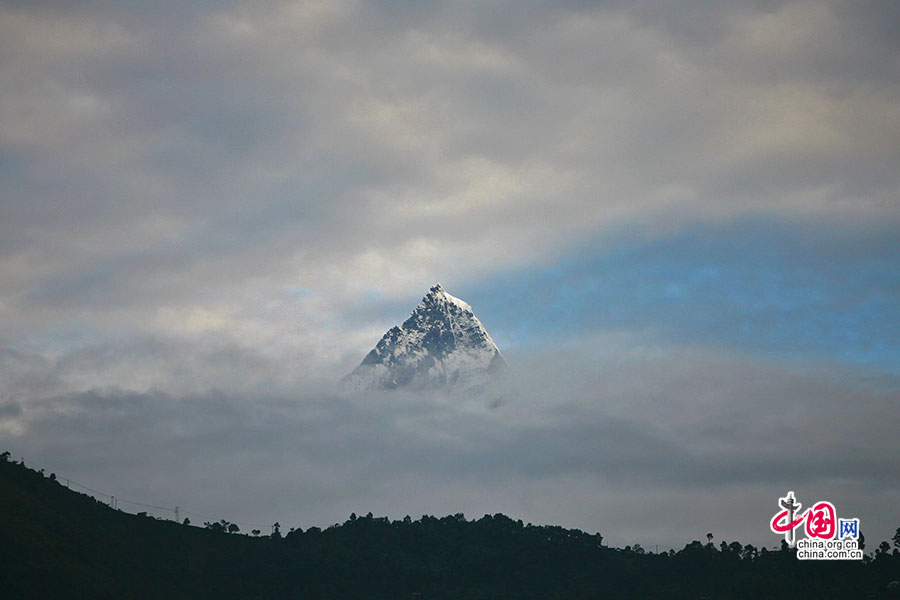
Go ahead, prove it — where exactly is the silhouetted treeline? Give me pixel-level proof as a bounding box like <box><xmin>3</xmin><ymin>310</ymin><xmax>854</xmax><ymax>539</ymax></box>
<box><xmin>2</xmin><ymin>455</ymin><xmax>899</xmax><ymax>599</ymax></box>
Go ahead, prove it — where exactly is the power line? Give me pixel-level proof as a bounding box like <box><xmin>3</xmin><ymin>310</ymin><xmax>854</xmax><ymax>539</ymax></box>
<box><xmin>67</xmin><ymin>478</ymin><xmax>113</xmax><ymax>499</ymax></box>
<box><xmin>9</xmin><ymin>454</ymin><xmax>273</xmax><ymax>532</ymax></box>
<box><xmin>115</xmin><ymin>497</ymin><xmax>177</xmax><ymax>513</ymax></box>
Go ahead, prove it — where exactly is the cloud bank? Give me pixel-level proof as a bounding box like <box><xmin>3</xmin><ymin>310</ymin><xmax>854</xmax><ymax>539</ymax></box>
<box><xmin>1</xmin><ymin>0</ymin><xmax>898</xmax><ymax>549</ymax></box>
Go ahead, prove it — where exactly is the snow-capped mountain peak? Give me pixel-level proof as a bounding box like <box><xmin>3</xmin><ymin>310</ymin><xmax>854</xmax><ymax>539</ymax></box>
<box><xmin>343</xmin><ymin>283</ymin><xmax>507</xmax><ymax>392</ymax></box>
<box><xmin>424</xmin><ymin>282</ymin><xmax>470</xmax><ymax>310</ymax></box>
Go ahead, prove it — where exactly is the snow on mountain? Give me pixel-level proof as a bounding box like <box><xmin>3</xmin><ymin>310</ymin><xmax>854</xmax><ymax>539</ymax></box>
<box><xmin>342</xmin><ymin>283</ymin><xmax>508</xmax><ymax>392</ymax></box>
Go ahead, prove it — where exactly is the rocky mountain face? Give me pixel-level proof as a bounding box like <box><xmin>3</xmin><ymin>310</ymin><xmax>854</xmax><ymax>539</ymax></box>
<box><xmin>343</xmin><ymin>284</ymin><xmax>507</xmax><ymax>392</ymax></box>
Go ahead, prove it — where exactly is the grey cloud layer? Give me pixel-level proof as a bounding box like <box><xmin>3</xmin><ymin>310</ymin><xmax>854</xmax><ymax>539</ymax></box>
<box><xmin>1</xmin><ymin>0</ymin><xmax>898</xmax><ymax>551</ymax></box>
<box><xmin>4</xmin><ymin>338</ymin><xmax>899</xmax><ymax>548</ymax></box>
<box><xmin>2</xmin><ymin>1</ymin><xmax>899</xmax><ymax>340</ymax></box>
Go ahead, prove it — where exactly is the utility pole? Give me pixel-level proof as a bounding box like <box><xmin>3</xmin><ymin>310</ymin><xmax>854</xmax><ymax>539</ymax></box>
<box><xmin>175</xmin><ymin>507</ymin><xmax>180</xmax><ymax>523</ymax></box>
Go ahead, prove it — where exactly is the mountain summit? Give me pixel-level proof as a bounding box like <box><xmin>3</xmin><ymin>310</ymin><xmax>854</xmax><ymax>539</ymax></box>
<box><xmin>343</xmin><ymin>283</ymin><xmax>507</xmax><ymax>392</ymax></box>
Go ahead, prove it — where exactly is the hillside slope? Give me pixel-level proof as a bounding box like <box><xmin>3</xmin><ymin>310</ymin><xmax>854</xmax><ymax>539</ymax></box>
<box><xmin>2</xmin><ymin>457</ymin><xmax>897</xmax><ymax>599</ymax></box>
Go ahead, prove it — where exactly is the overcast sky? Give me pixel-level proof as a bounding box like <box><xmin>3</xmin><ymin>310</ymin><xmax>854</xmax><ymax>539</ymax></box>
<box><xmin>1</xmin><ymin>0</ymin><xmax>898</xmax><ymax>550</ymax></box>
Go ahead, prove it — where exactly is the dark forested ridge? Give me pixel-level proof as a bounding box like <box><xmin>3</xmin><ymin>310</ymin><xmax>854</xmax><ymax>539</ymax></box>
<box><xmin>2</xmin><ymin>455</ymin><xmax>899</xmax><ymax>599</ymax></box>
